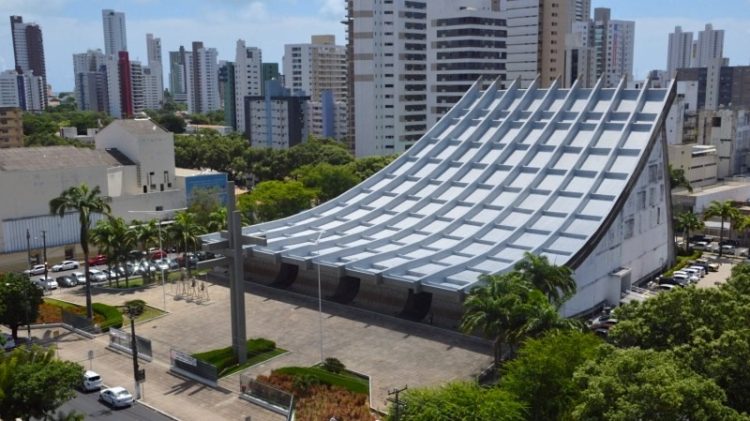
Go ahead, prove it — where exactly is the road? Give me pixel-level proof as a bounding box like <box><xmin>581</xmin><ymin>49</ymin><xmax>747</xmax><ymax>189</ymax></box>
<box><xmin>53</xmin><ymin>389</ymin><xmax>174</xmax><ymax>420</ymax></box>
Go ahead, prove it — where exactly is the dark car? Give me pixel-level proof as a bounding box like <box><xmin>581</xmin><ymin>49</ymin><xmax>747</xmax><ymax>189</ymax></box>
<box><xmin>56</xmin><ymin>275</ymin><xmax>77</xmax><ymax>287</ymax></box>
<box><xmin>88</xmin><ymin>255</ymin><xmax>108</xmax><ymax>266</ymax></box>
<box><xmin>195</xmin><ymin>251</ymin><xmax>216</xmax><ymax>261</ymax></box>
<box><xmin>176</xmin><ymin>253</ymin><xmax>198</xmax><ymax>269</ymax></box>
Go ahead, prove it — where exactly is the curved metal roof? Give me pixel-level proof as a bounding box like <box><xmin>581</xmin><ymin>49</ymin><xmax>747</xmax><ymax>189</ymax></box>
<box><xmin>238</xmin><ymin>76</ymin><xmax>672</xmax><ymax>295</ymax></box>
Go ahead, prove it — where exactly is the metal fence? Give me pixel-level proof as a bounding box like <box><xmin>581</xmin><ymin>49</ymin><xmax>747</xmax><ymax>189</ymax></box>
<box><xmin>107</xmin><ymin>327</ymin><xmax>153</xmax><ymax>361</ymax></box>
<box><xmin>169</xmin><ymin>348</ymin><xmax>218</xmax><ymax>386</ymax></box>
<box><xmin>239</xmin><ymin>374</ymin><xmax>294</xmax><ymax>418</ymax></box>
<box><xmin>61</xmin><ymin>309</ymin><xmax>97</xmax><ymax>334</ymax></box>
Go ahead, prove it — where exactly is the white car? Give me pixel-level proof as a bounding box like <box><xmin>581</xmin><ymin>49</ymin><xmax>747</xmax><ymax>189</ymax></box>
<box><xmin>673</xmin><ymin>271</ymin><xmax>699</xmax><ymax>284</ymax></box>
<box><xmin>81</xmin><ymin>370</ymin><xmax>103</xmax><ymax>392</ymax></box>
<box><xmin>99</xmin><ymin>386</ymin><xmax>134</xmax><ymax>408</ymax></box>
<box><xmin>87</xmin><ymin>269</ymin><xmax>107</xmax><ymax>283</ymax></box>
<box><xmin>34</xmin><ymin>277</ymin><xmax>58</xmax><ymax>290</ymax></box>
<box><xmin>23</xmin><ymin>264</ymin><xmax>46</xmax><ymax>276</ymax></box>
<box><xmin>52</xmin><ymin>260</ymin><xmax>79</xmax><ymax>272</ymax></box>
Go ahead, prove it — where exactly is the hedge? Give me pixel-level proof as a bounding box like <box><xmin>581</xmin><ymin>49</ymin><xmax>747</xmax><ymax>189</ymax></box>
<box><xmin>273</xmin><ymin>366</ymin><xmax>369</xmax><ymax>395</ymax></box>
<box><xmin>193</xmin><ymin>338</ymin><xmax>279</xmax><ymax>377</ymax></box>
<box><xmin>663</xmin><ymin>250</ymin><xmax>703</xmax><ymax>277</ymax></box>
<box><xmin>92</xmin><ymin>303</ymin><xmax>123</xmax><ymax>331</ymax></box>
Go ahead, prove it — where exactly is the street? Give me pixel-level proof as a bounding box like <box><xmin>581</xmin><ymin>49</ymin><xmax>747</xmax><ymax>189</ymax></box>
<box><xmin>53</xmin><ymin>389</ymin><xmax>174</xmax><ymax>420</ymax></box>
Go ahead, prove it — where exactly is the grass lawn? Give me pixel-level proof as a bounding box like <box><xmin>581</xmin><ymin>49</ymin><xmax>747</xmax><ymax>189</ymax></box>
<box><xmin>273</xmin><ymin>366</ymin><xmax>369</xmax><ymax>395</ymax></box>
<box><xmin>193</xmin><ymin>338</ymin><xmax>286</xmax><ymax>377</ymax></box>
<box><xmin>116</xmin><ymin>304</ymin><xmax>166</xmax><ymax>323</ymax></box>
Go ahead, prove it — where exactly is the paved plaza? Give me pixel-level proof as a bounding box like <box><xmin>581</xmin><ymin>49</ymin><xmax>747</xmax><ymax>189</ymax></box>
<box><xmin>36</xmin><ymin>272</ymin><xmax>492</xmax><ymax>419</ymax></box>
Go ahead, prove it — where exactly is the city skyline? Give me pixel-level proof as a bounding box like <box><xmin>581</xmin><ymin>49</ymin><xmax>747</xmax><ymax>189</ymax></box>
<box><xmin>0</xmin><ymin>0</ymin><xmax>747</xmax><ymax>93</ymax></box>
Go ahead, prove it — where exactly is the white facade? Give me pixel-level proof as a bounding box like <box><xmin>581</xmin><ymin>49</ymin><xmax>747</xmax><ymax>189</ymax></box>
<box><xmin>234</xmin><ymin>41</ymin><xmax>262</xmax><ymax>133</ymax></box>
<box><xmin>502</xmin><ymin>0</ymin><xmax>540</xmax><ymax>87</ymax></box>
<box><xmin>129</xmin><ymin>60</ymin><xmax>145</xmax><ymax>114</ymax></box>
<box><xmin>668</xmin><ymin>144</ymin><xmax>718</xmax><ymax>188</ymax></box>
<box><xmin>190</xmin><ymin>45</ymin><xmax>220</xmax><ymax>114</ymax></box>
<box><xmin>698</xmin><ymin>109</ymin><xmax>750</xmax><ymax>179</ymax></box>
<box><xmin>247</xmin><ymin>96</ymin><xmax>309</xmax><ymax>149</ymax></box>
<box><xmin>693</xmin><ymin>24</ymin><xmax>724</xmax><ymax>68</ymax></box>
<box><xmin>102</xmin><ymin>9</ymin><xmax>127</xmax><ymax>55</ymax></box>
<box><xmin>145</xmin><ymin>34</ymin><xmax>164</xmax><ymax>108</ymax></box>
<box><xmin>667</xmin><ymin>26</ymin><xmax>693</xmax><ymax>79</ymax></box>
<box><xmin>104</xmin><ymin>55</ymin><xmax>122</xmax><ymax>118</ymax></box>
<box><xmin>0</xmin><ymin>70</ymin><xmax>44</xmax><ymax>111</ymax></box>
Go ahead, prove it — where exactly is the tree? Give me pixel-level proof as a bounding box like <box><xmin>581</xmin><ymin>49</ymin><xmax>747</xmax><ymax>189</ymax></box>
<box><xmin>0</xmin><ymin>346</ymin><xmax>84</xmax><ymax>421</ymax></box>
<box><xmin>570</xmin><ymin>346</ymin><xmax>742</xmax><ymax>421</ymax></box>
<box><xmin>669</xmin><ymin>165</ymin><xmax>693</xmax><ymax>192</ymax></box>
<box><xmin>389</xmin><ymin>382</ymin><xmax>525</xmax><ymax>421</ymax></box>
<box><xmin>500</xmin><ymin>331</ymin><xmax>601</xmax><ymax>421</ymax></box>
<box><xmin>89</xmin><ymin>218</ymin><xmax>117</xmax><ymax>286</ymax></box>
<box><xmin>703</xmin><ymin>200</ymin><xmax>740</xmax><ymax>257</ymax></box>
<box><xmin>207</xmin><ymin>207</ymin><xmax>228</xmax><ymax>232</ymax></box>
<box><xmin>0</xmin><ymin>273</ymin><xmax>43</xmax><ymax>341</ymax></box>
<box><xmin>169</xmin><ymin>211</ymin><xmax>204</xmax><ymax>276</ymax></box>
<box><xmin>133</xmin><ymin>219</ymin><xmax>159</xmax><ymax>253</ymax></box>
<box><xmin>91</xmin><ymin>217</ymin><xmax>136</xmax><ymax>287</ymax></box>
<box><xmin>293</xmin><ymin>163</ymin><xmax>360</xmax><ymax>202</ymax></box>
<box><xmin>237</xmin><ymin>180</ymin><xmax>315</xmax><ymax>223</ymax></box>
<box><xmin>187</xmin><ymin>187</ymin><xmax>223</xmax><ymax>229</ymax></box>
<box><xmin>344</xmin><ymin>155</ymin><xmax>398</xmax><ymax>180</ymax></box>
<box><xmin>675</xmin><ymin>211</ymin><xmax>705</xmax><ymax>253</ymax></box>
<box><xmin>50</xmin><ymin>184</ymin><xmax>111</xmax><ymax>320</ymax></box>
<box><xmin>513</xmin><ymin>252</ymin><xmax>576</xmax><ymax>307</ymax></box>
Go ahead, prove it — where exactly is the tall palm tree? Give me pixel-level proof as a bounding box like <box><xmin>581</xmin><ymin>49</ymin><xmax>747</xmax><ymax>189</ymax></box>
<box><xmin>134</xmin><ymin>219</ymin><xmax>159</xmax><ymax>254</ymax></box>
<box><xmin>703</xmin><ymin>200</ymin><xmax>740</xmax><ymax>257</ymax></box>
<box><xmin>675</xmin><ymin>211</ymin><xmax>705</xmax><ymax>253</ymax></box>
<box><xmin>207</xmin><ymin>207</ymin><xmax>228</xmax><ymax>232</ymax></box>
<box><xmin>50</xmin><ymin>184</ymin><xmax>111</xmax><ymax>320</ymax></box>
<box><xmin>90</xmin><ymin>219</ymin><xmax>116</xmax><ymax>287</ymax></box>
<box><xmin>169</xmin><ymin>211</ymin><xmax>204</xmax><ymax>276</ymax></box>
<box><xmin>513</xmin><ymin>252</ymin><xmax>576</xmax><ymax>307</ymax></box>
<box><xmin>107</xmin><ymin>217</ymin><xmax>137</xmax><ymax>287</ymax></box>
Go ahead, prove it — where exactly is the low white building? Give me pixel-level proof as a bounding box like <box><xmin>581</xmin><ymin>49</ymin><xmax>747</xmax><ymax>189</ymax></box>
<box><xmin>0</xmin><ymin>118</ymin><xmax>185</xmax><ymax>253</ymax></box>
<box><xmin>668</xmin><ymin>144</ymin><xmax>718</xmax><ymax>188</ymax></box>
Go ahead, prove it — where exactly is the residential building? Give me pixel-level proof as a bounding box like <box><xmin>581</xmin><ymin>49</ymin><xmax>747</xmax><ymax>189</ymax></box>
<box><xmin>667</xmin><ymin>144</ymin><xmax>718</xmax><ymax>188</ymax></box>
<box><xmin>103</xmin><ymin>54</ymin><xmax>121</xmax><ymax>118</ymax></box>
<box><xmin>145</xmin><ymin>33</ymin><xmax>164</xmax><ymax>108</ymax></box>
<box><xmin>73</xmin><ymin>49</ymin><xmax>107</xmax><ymax>112</ymax></box>
<box><xmin>692</xmin><ymin>24</ymin><xmax>725</xmax><ymax>68</ymax></box>
<box><xmin>246</xmin><ymin>80</ymin><xmax>309</xmax><ymax>149</ymax></box>
<box><xmin>220</xmin><ymin>62</ymin><xmax>236</xmax><ymax>129</ymax></box>
<box><xmin>667</xmin><ymin>26</ymin><xmax>693</xmax><ymax>79</ymax></box>
<box><xmin>0</xmin><ymin>118</ymin><xmax>185</xmax><ymax>253</ymax></box>
<box><xmin>261</xmin><ymin>63</ymin><xmax>281</xmax><ymax>94</ymax></box>
<box><xmin>118</xmin><ymin>51</ymin><xmax>134</xmax><ymax>118</ymax></box>
<box><xmin>234</xmin><ymin>40</ymin><xmax>262</xmax><ymax>133</ymax></box>
<box><xmin>217</xmin><ymin>79</ymin><xmax>674</xmax><ymax>326</ymax></box>
<box><xmin>129</xmin><ymin>59</ymin><xmax>145</xmax><ymax>114</ymax></box>
<box><xmin>502</xmin><ymin>0</ymin><xmax>590</xmax><ymax>88</ymax></box>
<box><xmin>169</xmin><ymin>48</ymin><xmax>191</xmax><ymax>105</ymax></box>
<box><xmin>190</xmin><ymin>42</ymin><xmax>220</xmax><ymax>114</ymax></box>
<box><xmin>0</xmin><ymin>108</ymin><xmax>23</xmax><ymax>148</ymax></box>
<box><xmin>102</xmin><ymin>9</ymin><xmax>127</xmax><ymax>55</ymax></box>
<box><xmin>10</xmin><ymin>16</ymin><xmax>47</xmax><ymax>108</ymax></box>
<box><xmin>283</xmin><ymin>35</ymin><xmax>347</xmax><ymax>140</ymax></box>
<box><xmin>696</xmin><ymin>108</ymin><xmax>750</xmax><ymax>179</ymax></box>
<box><xmin>676</xmin><ymin>65</ymin><xmax>750</xmax><ymax>111</ymax></box>
<box><xmin>0</xmin><ymin>70</ymin><xmax>45</xmax><ymax>111</ymax></box>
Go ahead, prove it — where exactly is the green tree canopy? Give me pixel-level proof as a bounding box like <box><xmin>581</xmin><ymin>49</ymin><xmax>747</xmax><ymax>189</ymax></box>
<box><xmin>293</xmin><ymin>163</ymin><xmax>360</xmax><ymax>202</ymax></box>
<box><xmin>344</xmin><ymin>155</ymin><xmax>397</xmax><ymax>180</ymax></box>
<box><xmin>703</xmin><ymin>200</ymin><xmax>740</xmax><ymax>257</ymax></box>
<box><xmin>389</xmin><ymin>382</ymin><xmax>525</xmax><ymax>421</ymax></box>
<box><xmin>571</xmin><ymin>346</ymin><xmax>742</xmax><ymax>421</ymax></box>
<box><xmin>513</xmin><ymin>252</ymin><xmax>576</xmax><ymax>307</ymax></box>
<box><xmin>237</xmin><ymin>180</ymin><xmax>315</xmax><ymax>223</ymax></box>
<box><xmin>0</xmin><ymin>346</ymin><xmax>84</xmax><ymax>421</ymax></box>
<box><xmin>0</xmin><ymin>273</ymin><xmax>43</xmax><ymax>341</ymax></box>
<box><xmin>675</xmin><ymin>210</ymin><xmax>705</xmax><ymax>253</ymax></box>
<box><xmin>500</xmin><ymin>331</ymin><xmax>601</xmax><ymax>421</ymax></box>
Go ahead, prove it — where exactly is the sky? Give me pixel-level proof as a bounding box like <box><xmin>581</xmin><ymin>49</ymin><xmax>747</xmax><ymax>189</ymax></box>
<box><xmin>0</xmin><ymin>0</ymin><xmax>748</xmax><ymax>93</ymax></box>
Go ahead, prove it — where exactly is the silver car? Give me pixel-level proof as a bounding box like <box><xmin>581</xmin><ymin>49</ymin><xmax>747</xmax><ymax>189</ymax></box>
<box><xmin>99</xmin><ymin>386</ymin><xmax>134</xmax><ymax>408</ymax></box>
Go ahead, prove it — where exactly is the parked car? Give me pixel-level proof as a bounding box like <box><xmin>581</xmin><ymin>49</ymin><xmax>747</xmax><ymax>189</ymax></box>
<box><xmin>688</xmin><ymin>265</ymin><xmax>706</xmax><ymax>277</ymax></box>
<box><xmin>150</xmin><ymin>249</ymin><xmax>167</xmax><ymax>260</ymax></box>
<box><xmin>129</xmin><ymin>250</ymin><xmax>146</xmax><ymax>261</ymax></box>
<box><xmin>588</xmin><ymin>314</ymin><xmax>618</xmax><ymax>330</ymax></box>
<box><xmin>56</xmin><ymin>275</ymin><xmax>77</xmax><ymax>288</ymax></box>
<box><xmin>672</xmin><ymin>272</ymin><xmax>698</xmax><ymax>284</ymax></box>
<box><xmin>195</xmin><ymin>251</ymin><xmax>216</xmax><ymax>261</ymax></box>
<box><xmin>23</xmin><ymin>264</ymin><xmax>47</xmax><ymax>276</ymax></box>
<box><xmin>87</xmin><ymin>269</ymin><xmax>107</xmax><ymax>283</ymax></box>
<box><xmin>99</xmin><ymin>386</ymin><xmax>134</xmax><ymax>408</ymax></box>
<box><xmin>176</xmin><ymin>253</ymin><xmax>198</xmax><ymax>269</ymax></box>
<box><xmin>88</xmin><ymin>255</ymin><xmax>108</xmax><ymax>266</ymax></box>
<box><xmin>71</xmin><ymin>272</ymin><xmax>86</xmax><ymax>284</ymax></box>
<box><xmin>33</xmin><ymin>277</ymin><xmax>58</xmax><ymax>290</ymax></box>
<box><xmin>0</xmin><ymin>333</ymin><xmax>15</xmax><ymax>351</ymax></box>
<box><xmin>81</xmin><ymin>370</ymin><xmax>103</xmax><ymax>392</ymax></box>
<box><xmin>660</xmin><ymin>276</ymin><xmax>688</xmax><ymax>287</ymax></box>
<box><xmin>683</xmin><ymin>267</ymin><xmax>702</xmax><ymax>279</ymax></box>
<box><xmin>154</xmin><ymin>259</ymin><xmax>170</xmax><ymax>271</ymax></box>
<box><xmin>656</xmin><ymin>283</ymin><xmax>679</xmax><ymax>292</ymax></box>
<box><xmin>51</xmin><ymin>260</ymin><xmax>79</xmax><ymax>272</ymax></box>
<box><xmin>721</xmin><ymin>244</ymin><xmax>736</xmax><ymax>255</ymax></box>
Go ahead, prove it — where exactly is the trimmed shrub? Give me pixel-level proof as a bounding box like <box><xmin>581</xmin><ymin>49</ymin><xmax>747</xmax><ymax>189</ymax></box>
<box><xmin>92</xmin><ymin>303</ymin><xmax>123</xmax><ymax>331</ymax></box>
<box><xmin>322</xmin><ymin>357</ymin><xmax>346</xmax><ymax>374</ymax></box>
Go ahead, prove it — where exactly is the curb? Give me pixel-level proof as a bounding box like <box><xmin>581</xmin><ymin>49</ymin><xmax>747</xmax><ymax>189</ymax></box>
<box><xmin>138</xmin><ymin>399</ymin><xmax>183</xmax><ymax>421</ymax></box>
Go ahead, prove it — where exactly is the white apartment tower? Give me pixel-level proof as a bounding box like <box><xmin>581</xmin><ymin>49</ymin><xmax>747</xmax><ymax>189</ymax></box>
<box><xmin>102</xmin><ymin>9</ymin><xmax>127</xmax><ymax>56</ymax></box>
<box><xmin>189</xmin><ymin>42</ymin><xmax>220</xmax><ymax>114</ymax></box>
<box><xmin>667</xmin><ymin>26</ymin><xmax>693</xmax><ymax>79</ymax></box>
<box><xmin>145</xmin><ymin>33</ymin><xmax>164</xmax><ymax>108</ymax></box>
<box><xmin>283</xmin><ymin>35</ymin><xmax>347</xmax><ymax>140</ymax></box>
<box><xmin>234</xmin><ymin>40</ymin><xmax>262</xmax><ymax>133</ymax></box>
<box><xmin>692</xmin><ymin>24</ymin><xmax>725</xmax><ymax>68</ymax></box>
<box><xmin>502</xmin><ymin>0</ymin><xmax>591</xmax><ymax>88</ymax></box>
<box><xmin>426</xmin><ymin>1</ymin><xmax>506</xmax><ymax>126</ymax></box>
<box><xmin>0</xmin><ymin>70</ymin><xmax>44</xmax><ymax>111</ymax></box>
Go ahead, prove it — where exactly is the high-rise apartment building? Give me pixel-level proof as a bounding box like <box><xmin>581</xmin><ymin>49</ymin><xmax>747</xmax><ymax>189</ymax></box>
<box><xmin>693</xmin><ymin>24</ymin><xmax>724</xmax><ymax>68</ymax></box>
<box><xmin>145</xmin><ymin>33</ymin><xmax>164</xmax><ymax>108</ymax></box>
<box><xmin>73</xmin><ymin>49</ymin><xmax>107</xmax><ymax>112</ymax></box>
<box><xmin>220</xmin><ymin>62</ymin><xmax>236</xmax><ymax>130</ymax></box>
<box><xmin>283</xmin><ymin>35</ymin><xmax>347</xmax><ymax>140</ymax></box>
<box><xmin>566</xmin><ymin>8</ymin><xmax>634</xmax><ymax>88</ymax></box>
<box><xmin>10</xmin><ymin>16</ymin><xmax>47</xmax><ymax>108</ymax></box>
<box><xmin>169</xmin><ymin>48</ymin><xmax>192</xmax><ymax>104</ymax></box>
<box><xmin>102</xmin><ymin>9</ymin><xmax>127</xmax><ymax>56</ymax></box>
<box><xmin>262</xmin><ymin>63</ymin><xmax>280</xmax><ymax>91</ymax></box>
<box><xmin>667</xmin><ymin>26</ymin><xmax>693</xmax><ymax>79</ymax></box>
<box><xmin>189</xmin><ymin>42</ymin><xmax>220</xmax><ymax>114</ymax></box>
<box><xmin>348</xmin><ymin>0</ymin><xmax>508</xmax><ymax>156</ymax></box>
<box><xmin>118</xmin><ymin>51</ymin><xmax>134</xmax><ymax>118</ymax></box>
<box><xmin>234</xmin><ymin>40</ymin><xmax>262</xmax><ymax>133</ymax></box>
<box><xmin>502</xmin><ymin>0</ymin><xmax>590</xmax><ymax>88</ymax></box>
<box><xmin>0</xmin><ymin>70</ymin><xmax>45</xmax><ymax>111</ymax></box>
<box><xmin>246</xmin><ymin>80</ymin><xmax>309</xmax><ymax>149</ymax></box>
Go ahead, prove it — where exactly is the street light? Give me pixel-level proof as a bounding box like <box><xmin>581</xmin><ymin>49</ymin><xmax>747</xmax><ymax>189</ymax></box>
<box><xmin>128</xmin><ymin>208</ymin><xmax>187</xmax><ymax>310</ymax></box>
<box><xmin>314</xmin><ymin>230</ymin><xmax>325</xmax><ymax>363</ymax></box>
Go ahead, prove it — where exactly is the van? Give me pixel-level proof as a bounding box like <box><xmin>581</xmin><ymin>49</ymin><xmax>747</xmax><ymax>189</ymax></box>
<box><xmin>82</xmin><ymin>370</ymin><xmax>103</xmax><ymax>392</ymax></box>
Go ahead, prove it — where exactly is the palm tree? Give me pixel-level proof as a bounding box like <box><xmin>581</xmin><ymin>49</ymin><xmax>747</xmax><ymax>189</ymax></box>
<box><xmin>108</xmin><ymin>217</ymin><xmax>137</xmax><ymax>287</ymax></box>
<box><xmin>675</xmin><ymin>211</ymin><xmax>705</xmax><ymax>253</ymax></box>
<box><xmin>207</xmin><ymin>207</ymin><xmax>228</xmax><ymax>232</ymax></box>
<box><xmin>513</xmin><ymin>252</ymin><xmax>576</xmax><ymax>307</ymax></box>
<box><xmin>134</xmin><ymin>219</ymin><xmax>159</xmax><ymax>254</ymax></box>
<box><xmin>169</xmin><ymin>211</ymin><xmax>204</xmax><ymax>276</ymax></box>
<box><xmin>50</xmin><ymin>184</ymin><xmax>111</xmax><ymax>320</ymax></box>
<box><xmin>703</xmin><ymin>200</ymin><xmax>740</xmax><ymax>257</ymax></box>
<box><xmin>90</xmin><ymin>219</ymin><xmax>116</xmax><ymax>287</ymax></box>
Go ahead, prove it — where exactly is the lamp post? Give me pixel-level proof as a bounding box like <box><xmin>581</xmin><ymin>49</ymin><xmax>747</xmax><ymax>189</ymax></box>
<box><xmin>128</xmin><ymin>208</ymin><xmax>187</xmax><ymax>310</ymax></box>
<box><xmin>315</xmin><ymin>230</ymin><xmax>325</xmax><ymax>363</ymax></box>
<box><xmin>42</xmin><ymin>230</ymin><xmax>48</xmax><ymax>281</ymax></box>
<box><xmin>124</xmin><ymin>302</ymin><xmax>144</xmax><ymax>400</ymax></box>
<box><xmin>26</xmin><ymin>229</ymin><xmax>31</xmax><ymax>270</ymax></box>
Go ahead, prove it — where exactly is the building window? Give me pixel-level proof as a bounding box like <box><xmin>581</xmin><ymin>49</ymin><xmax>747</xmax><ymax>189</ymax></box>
<box><xmin>712</xmin><ymin>117</ymin><xmax>721</xmax><ymax>127</ymax></box>
<box><xmin>624</xmin><ymin>218</ymin><xmax>635</xmax><ymax>239</ymax></box>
